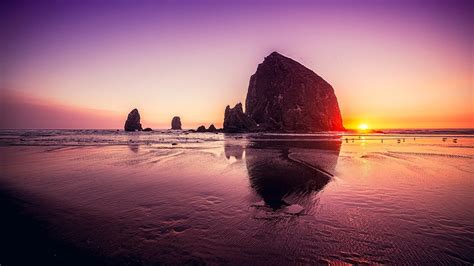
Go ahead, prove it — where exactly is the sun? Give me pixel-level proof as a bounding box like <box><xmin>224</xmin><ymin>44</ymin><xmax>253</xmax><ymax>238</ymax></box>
<box><xmin>358</xmin><ymin>123</ymin><xmax>369</xmax><ymax>131</ymax></box>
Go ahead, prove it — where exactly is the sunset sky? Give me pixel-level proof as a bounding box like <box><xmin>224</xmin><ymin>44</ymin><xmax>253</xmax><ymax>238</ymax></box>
<box><xmin>1</xmin><ymin>0</ymin><xmax>473</xmax><ymax>129</ymax></box>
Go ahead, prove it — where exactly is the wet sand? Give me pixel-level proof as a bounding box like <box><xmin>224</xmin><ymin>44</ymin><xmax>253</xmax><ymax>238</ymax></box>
<box><xmin>0</xmin><ymin>134</ymin><xmax>473</xmax><ymax>264</ymax></box>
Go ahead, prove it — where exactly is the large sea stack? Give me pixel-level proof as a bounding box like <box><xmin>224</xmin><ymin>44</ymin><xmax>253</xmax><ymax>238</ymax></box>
<box><xmin>224</xmin><ymin>52</ymin><xmax>344</xmax><ymax>132</ymax></box>
<box><xmin>124</xmin><ymin>108</ymin><xmax>143</xmax><ymax>131</ymax></box>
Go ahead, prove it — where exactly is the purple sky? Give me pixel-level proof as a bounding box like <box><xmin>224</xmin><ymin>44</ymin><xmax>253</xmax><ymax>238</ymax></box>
<box><xmin>1</xmin><ymin>0</ymin><xmax>473</xmax><ymax>129</ymax></box>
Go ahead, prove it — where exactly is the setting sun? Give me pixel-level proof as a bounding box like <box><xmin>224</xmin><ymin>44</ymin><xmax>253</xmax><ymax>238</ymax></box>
<box><xmin>358</xmin><ymin>123</ymin><xmax>369</xmax><ymax>131</ymax></box>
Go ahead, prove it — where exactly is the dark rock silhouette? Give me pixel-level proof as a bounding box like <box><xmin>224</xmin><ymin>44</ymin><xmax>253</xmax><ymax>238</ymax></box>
<box><xmin>124</xmin><ymin>109</ymin><xmax>143</xmax><ymax>131</ymax></box>
<box><xmin>207</xmin><ymin>124</ymin><xmax>217</xmax><ymax>132</ymax></box>
<box><xmin>143</xmin><ymin>128</ymin><xmax>152</xmax><ymax>132</ymax></box>
<box><xmin>223</xmin><ymin>52</ymin><xmax>344</xmax><ymax>132</ymax></box>
<box><xmin>171</xmin><ymin>116</ymin><xmax>182</xmax><ymax>130</ymax></box>
<box><xmin>196</xmin><ymin>125</ymin><xmax>206</xmax><ymax>132</ymax></box>
<box><xmin>223</xmin><ymin>103</ymin><xmax>257</xmax><ymax>133</ymax></box>
<box><xmin>246</xmin><ymin>52</ymin><xmax>344</xmax><ymax>131</ymax></box>
<box><xmin>194</xmin><ymin>124</ymin><xmax>220</xmax><ymax>133</ymax></box>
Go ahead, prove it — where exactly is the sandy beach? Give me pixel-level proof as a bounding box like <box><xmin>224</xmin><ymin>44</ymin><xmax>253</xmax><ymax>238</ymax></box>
<box><xmin>1</xmin><ymin>131</ymin><xmax>473</xmax><ymax>264</ymax></box>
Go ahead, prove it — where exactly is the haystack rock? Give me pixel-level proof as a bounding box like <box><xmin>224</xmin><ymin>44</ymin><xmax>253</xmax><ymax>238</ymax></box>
<box><xmin>171</xmin><ymin>116</ymin><xmax>182</xmax><ymax>130</ymax></box>
<box><xmin>124</xmin><ymin>108</ymin><xmax>143</xmax><ymax>131</ymax></box>
<box><xmin>228</xmin><ymin>51</ymin><xmax>344</xmax><ymax>132</ymax></box>
<box><xmin>223</xmin><ymin>103</ymin><xmax>257</xmax><ymax>133</ymax></box>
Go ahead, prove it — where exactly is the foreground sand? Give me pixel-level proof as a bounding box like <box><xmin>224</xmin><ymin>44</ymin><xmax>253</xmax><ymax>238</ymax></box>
<box><xmin>1</xmin><ymin>134</ymin><xmax>473</xmax><ymax>264</ymax></box>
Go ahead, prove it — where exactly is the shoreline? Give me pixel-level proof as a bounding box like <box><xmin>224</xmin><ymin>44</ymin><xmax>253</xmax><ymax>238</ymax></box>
<box><xmin>0</xmin><ymin>136</ymin><xmax>472</xmax><ymax>264</ymax></box>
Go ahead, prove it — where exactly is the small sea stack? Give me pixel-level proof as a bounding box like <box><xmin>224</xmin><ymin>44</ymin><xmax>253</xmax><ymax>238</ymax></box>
<box><xmin>207</xmin><ymin>124</ymin><xmax>217</xmax><ymax>132</ymax></box>
<box><xmin>171</xmin><ymin>116</ymin><xmax>182</xmax><ymax>130</ymax></box>
<box><xmin>196</xmin><ymin>125</ymin><xmax>206</xmax><ymax>132</ymax></box>
<box><xmin>124</xmin><ymin>108</ymin><xmax>143</xmax><ymax>132</ymax></box>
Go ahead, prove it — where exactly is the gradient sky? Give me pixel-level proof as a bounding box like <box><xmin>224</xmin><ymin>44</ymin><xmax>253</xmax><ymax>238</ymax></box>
<box><xmin>1</xmin><ymin>0</ymin><xmax>473</xmax><ymax>129</ymax></box>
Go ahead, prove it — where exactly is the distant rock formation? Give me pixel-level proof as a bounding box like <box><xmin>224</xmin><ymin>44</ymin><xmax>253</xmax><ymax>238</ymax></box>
<box><xmin>196</xmin><ymin>125</ymin><xmax>206</xmax><ymax>132</ymax></box>
<box><xmin>124</xmin><ymin>108</ymin><xmax>143</xmax><ymax>131</ymax></box>
<box><xmin>194</xmin><ymin>124</ymin><xmax>220</xmax><ymax>133</ymax></box>
<box><xmin>143</xmin><ymin>128</ymin><xmax>153</xmax><ymax>131</ymax></box>
<box><xmin>223</xmin><ymin>52</ymin><xmax>344</xmax><ymax>132</ymax></box>
<box><xmin>171</xmin><ymin>116</ymin><xmax>182</xmax><ymax>130</ymax></box>
<box><xmin>207</xmin><ymin>124</ymin><xmax>217</xmax><ymax>132</ymax></box>
<box><xmin>223</xmin><ymin>103</ymin><xmax>257</xmax><ymax>133</ymax></box>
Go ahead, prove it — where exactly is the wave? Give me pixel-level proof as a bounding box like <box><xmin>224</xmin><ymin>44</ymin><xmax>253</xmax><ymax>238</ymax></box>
<box><xmin>0</xmin><ymin>129</ymin><xmax>473</xmax><ymax>147</ymax></box>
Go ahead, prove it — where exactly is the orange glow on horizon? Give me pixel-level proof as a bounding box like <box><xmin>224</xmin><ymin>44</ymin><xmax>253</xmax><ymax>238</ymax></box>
<box><xmin>2</xmin><ymin>89</ymin><xmax>473</xmax><ymax>130</ymax></box>
<box><xmin>343</xmin><ymin>111</ymin><xmax>474</xmax><ymax>130</ymax></box>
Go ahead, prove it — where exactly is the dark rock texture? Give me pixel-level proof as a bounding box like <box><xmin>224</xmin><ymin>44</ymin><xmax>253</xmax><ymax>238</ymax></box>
<box><xmin>124</xmin><ymin>109</ymin><xmax>143</xmax><ymax>131</ymax></box>
<box><xmin>196</xmin><ymin>125</ymin><xmax>206</xmax><ymax>132</ymax></box>
<box><xmin>223</xmin><ymin>103</ymin><xmax>257</xmax><ymax>133</ymax></box>
<box><xmin>143</xmin><ymin>128</ymin><xmax>153</xmax><ymax>132</ymax></box>
<box><xmin>171</xmin><ymin>116</ymin><xmax>182</xmax><ymax>130</ymax></box>
<box><xmin>245</xmin><ymin>52</ymin><xmax>344</xmax><ymax>132</ymax></box>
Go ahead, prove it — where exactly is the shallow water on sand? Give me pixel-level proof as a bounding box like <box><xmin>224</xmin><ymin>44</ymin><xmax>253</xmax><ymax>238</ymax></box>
<box><xmin>0</xmin><ymin>131</ymin><xmax>473</xmax><ymax>264</ymax></box>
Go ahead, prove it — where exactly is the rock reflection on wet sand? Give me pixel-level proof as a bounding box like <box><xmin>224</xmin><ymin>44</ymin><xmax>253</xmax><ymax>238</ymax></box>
<box><xmin>241</xmin><ymin>138</ymin><xmax>340</xmax><ymax>209</ymax></box>
<box><xmin>0</xmin><ymin>134</ymin><xmax>473</xmax><ymax>264</ymax></box>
